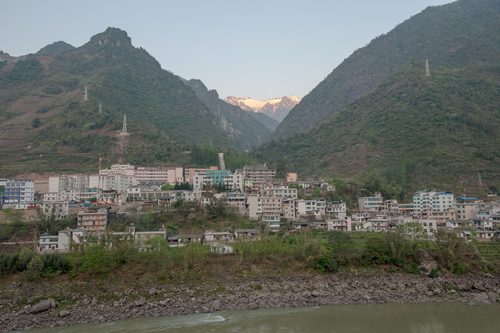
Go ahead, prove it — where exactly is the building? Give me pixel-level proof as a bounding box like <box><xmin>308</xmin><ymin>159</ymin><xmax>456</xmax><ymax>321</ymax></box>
<box><xmin>282</xmin><ymin>198</ymin><xmax>296</xmax><ymax>220</ymax></box>
<box><xmin>455</xmin><ymin>197</ymin><xmax>479</xmax><ymax>220</ymax></box>
<box><xmin>296</xmin><ymin>199</ymin><xmax>317</xmax><ymax>217</ymax></box>
<box><xmin>327</xmin><ymin>217</ymin><xmax>352</xmax><ymax>232</ymax></box>
<box><xmin>99</xmin><ymin>164</ymin><xmax>134</xmax><ymax>175</ymax></box>
<box><xmin>0</xmin><ymin>179</ymin><xmax>35</xmax><ymax>205</ymax></box>
<box><xmin>368</xmin><ymin>215</ymin><xmax>390</xmax><ymax>232</ymax></box>
<box><xmin>184</xmin><ymin>166</ymin><xmax>218</xmax><ymax>183</ymax></box>
<box><xmin>48</xmin><ymin>175</ymin><xmax>89</xmax><ymax>193</ymax></box>
<box><xmin>88</xmin><ymin>174</ymin><xmax>137</xmax><ymax>192</ymax></box>
<box><xmin>241</xmin><ymin>164</ymin><xmax>276</xmax><ymax>193</ymax></box>
<box><xmin>261</xmin><ymin>185</ymin><xmax>297</xmax><ymax>199</ymax></box>
<box><xmin>286</xmin><ymin>173</ymin><xmax>298</xmax><ymax>182</ymax></box>
<box><xmin>127</xmin><ymin>166</ymin><xmax>183</xmax><ymax>184</ymax></box>
<box><xmin>193</xmin><ymin>171</ymin><xmax>244</xmax><ymax>191</ymax></box>
<box><xmin>358</xmin><ymin>193</ymin><xmax>383</xmax><ymax>212</ymax></box>
<box><xmin>413</xmin><ymin>190</ymin><xmax>454</xmax><ymax>215</ymax></box>
<box><xmin>260</xmin><ymin>196</ymin><xmax>283</xmax><ymax>214</ymax></box>
<box><xmin>39</xmin><ymin>202</ymin><xmax>69</xmax><ymax>220</ymax></box>
<box><xmin>424</xmin><ymin>208</ymin><xmax>456</xmax><ymax>224</ymax></box>
<box><xmin>262</xmin><ymin>214</ymin><xmax>281</xmax><ymax>232</ymax></box>
<box><xmin>77</xmin><ymin>207</ymin><xmax>108</xmax><ymax>231</ymax></box>
<box><xmin>326</xmin><ymin>201</ymin><xmax>347</xmax><ymax>219</ymax></box>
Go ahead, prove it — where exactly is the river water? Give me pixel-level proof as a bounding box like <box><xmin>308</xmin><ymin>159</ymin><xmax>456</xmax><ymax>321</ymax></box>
<box><xmin>33</xmin><ymin>302</ymin><xmax>500</xmax><ymax>333</ymax></box>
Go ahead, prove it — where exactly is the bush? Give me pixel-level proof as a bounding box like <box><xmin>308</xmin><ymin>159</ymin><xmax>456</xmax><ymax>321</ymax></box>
<box><xmin>452</xmin><ymin>262</ymin><xmax>468</xmax><ymax>275</ymax></box>
<box><xmin>403</xmin><ymin>262</ymin><xmax>420</xmax><ymax>274</ymax></box>
<box><xmin>316</xmin><ymin>256</ymin><xmax>339</xmax><ymax>273</ymax></box>
<box><xmin>428</xmin><ymin>269</ymin><xmax>439</xmax><ymax>278</ymax></box>
<box><xmin>26</xmin><ymin>256</ymin><xmax>44</xmax><ymax>280</ymax></box>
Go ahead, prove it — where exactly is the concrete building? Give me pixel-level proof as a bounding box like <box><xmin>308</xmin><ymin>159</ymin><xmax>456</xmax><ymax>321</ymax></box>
<box><xmin>77</xmin><ymin>207</ymin><xmax>108</xmax><ymax>231</ymax></box>
<box><xmin>296</xmin><ymin>199</ymin><xmax>317</xmax><ymax>217</ymax></box>
<box><xmin>327</xmin><ymin>217</ymin><xmax>352</xmax><ymax>232</ymax></box>
<box><xmin>0</xmin><ymin>179</ymin><xmax>35</xmax><ymax>204</ymax></box>
<box><xmin>413</xmin><ymin>190</ymin><xmax>454</xmax><ymax>214</ymax></box>
<box><xmin>39</xmin><ymin>202</ymin><xmax>69</xmax><ymax>220</ymax></box>
<box><xmin>261</xmin><ymin>185</ymin><xmax>297</xmax><ymax>199</ymax></box>
<box><xmin>48</xmin><ymin>175</ymin><xmax>89</xmax><ymax>193</ymax></box>
<box><xmin>282</xmin><ymin>198</ymin><xmax>296</xmax><ymax>220</ymax></box>
<box><xmin>260</xmin><ymin>196</ymin><xmax>283</xmax><ymax>214</ymax></box>
<box><xmin>184</xmin><ymin>166</ymin><xmax>218</xmax><ymax>183</ymax></box>
<box><xmin>241</xmin><ymin>164</ymin><xmax>276</xmax><ymax>193</ymax></box>
<box><xmin>455</xmin><ymin>198</ymin><xmax>479</xmax><ymax>220</ymax></box>
<box><xmin>358</xmin><ymin>193</ymin><xmax>383</xmax><ymax>212</ymax></box>
<box><xmin>99</xmin><ymin>164</ymin><xmax>134</xmax><ymax>175</ymax></box>
<box><xmin>88</xmin><ymin>174</ymin><xmax>137</xmax><ymax>193</ymax></box>
<box><xmin>326</xmin><ymin>201</ymin><xmax>347</xmax><ymax>219</ymax></box>
<box><xmin>127</xmin><ymin>166</ymin><xmax>183</xmax><ymax>184</ymax></box>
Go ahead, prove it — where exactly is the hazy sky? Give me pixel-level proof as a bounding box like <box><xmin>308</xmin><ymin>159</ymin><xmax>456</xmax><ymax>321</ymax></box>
<box><xmin>1</xmin><ymin>0</ymin><xmax>453</xmax><ymax>101</ymax></box>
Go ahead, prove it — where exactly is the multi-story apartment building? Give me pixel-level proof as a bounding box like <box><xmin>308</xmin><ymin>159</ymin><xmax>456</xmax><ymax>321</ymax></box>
<box><xmin>99</xmin><ymin>164</ymin><xmax>134</xmax><ymax>175</ymax></box>
<box><xmin>48</xmin><ymin>175</ymin><xmax>89</xmax><ymax>193</ymax></box>
<box><xmin>476</xmin><ymin>204</ymin><xmax>500</xmax><ymax>220</ymax></box>
<box><xmin>368</xmin><ymin>215</ymin><xmax>390</xmax><ymax>232</ymax></box>
<box><xmin>296</xmin><ymin>199</ymin><xmax>318</xmax><ymax>217</ymax></box>
<box><xmin>0</xmin><ymin>179</ymin><xmax>35</xmax><ymax>204</ymax></box>
<box><xmin>455</xmin><ymin>197</ymin><xmax>479</xmax><ymax>220</ymax></box>
<box><xmin>282</xmin><ymin>198</ymin><xmax>296</xmax><ymax>220</ymax></box>
<box><xmin>326</xmin><ymin>201</ymin><xmax>347</xmax><ymax>219</ymax></box>
<box><xmin>43</xmin><ymin>190</ymin><xmax>79</xmax><ymax>203</ymax></box>
<box><xmin>184</xmin><ymin>166</ymin><xmax>218</xmax><ymax>183</ymax></box>
<box><xmin>358</xmin><ymin>193</ymin><xmax>383</xmax><ymax>212</ymax></box>
<box><xmin>241</xmin><ymin>164</ymin><xmax>276</xmax><ymax>193</ymax></box>
<box><xmin>227</xmin><ymin>193</ymin><xmax>245</xmax><ymax>209</ymax></box>
<box><xmin>126</xmin><ymin>166</ymin><xmax>183</xmax><ymax>184</ymax></box>
<box><xmin>77</xmin><ymin>207</ymin><xmax>108</xmax><ymax>231</ymax></box>
<box><xmin>259</xmin><ymin>196</ymin><xmax>283</xmax><ymax>214</ymax></box>
<box><xmin>413</xmin><ymin>190</ymin><xmax>454</xmax><ymax>214</ymax></box>
<box><xmin>39</xmin><ymin>202</ymin><xmax>69</xmax><ymax>220</ymax></box>
<box><xmin>327</xmin><ymin>217</ymin><xmax>352</xmax><ymax>231</ymax></box>
<box><xmin>261</xmin><ymin>185</ymin><xmax>297</xmax><ymax>199</ymax></box>
<box><xmin>88</xmin><ymin>174</ymin><xmax>137</xmax><ymax>193</ymax></box>
<box><xmin>425</xmin><ymin>208</ymin><xmax>456</xmax><ymax>224</ymax></box>
<box><xmin>192</xmin><ymin>171</ymin><xmax>244</xmax><ymax>191</ymax></box>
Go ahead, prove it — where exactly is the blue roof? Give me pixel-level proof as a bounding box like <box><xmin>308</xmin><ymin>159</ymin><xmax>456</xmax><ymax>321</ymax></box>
<box><xmin>457</xmin><ymin>197</ymin><xmax>477</xmax><ymax>201</ymax></box>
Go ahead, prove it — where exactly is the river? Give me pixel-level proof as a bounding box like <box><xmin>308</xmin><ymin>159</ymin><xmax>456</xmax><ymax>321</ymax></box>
<box><xmin>33</xmin><ymin>302</ymin><xmax>500</xmax><ymax>332</ymax></box>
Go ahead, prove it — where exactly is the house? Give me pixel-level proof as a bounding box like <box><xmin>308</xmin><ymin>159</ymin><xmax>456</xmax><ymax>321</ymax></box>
<box><xmin>368</xmin><ymin>215</ymin><xmax>390</xmax><ymax>232</ymax></box>
<box><xmin>234</xmin><ymin>229</ymin><xmax>260</xmax><ymax>240</ymax></box>
<box><xmin>262</xmin><ymin>214</ymin><xmax>281</xmax><ymax>232</ymax></box>
<box><xmin>326</xmin><ymin>201</ymin><xmax>346</xmax><ymax>219</ymax></box>
<box><xmin>37</xmin><ymin>233</ymin><xmax>59</xmax><ymax>252</ymax></box>
<box><xmin>358</xmin><ymin>193</ymin><xmax>383</xmax><ymax>212</ymax></box>
<box><xmin>327</xmin><ymin>217</ymin><xmax>352</xmax><ymax>231</ymax></box>
<box><xmin>77</xmin><ymin>207</ymin><xmax>108</xmax><ymax>231</ymax></box>
<box><xmin>204</xmin><ymin>230</ymin><xmax>234</xmax><ymax>243</ymax></box>
<box><xmin>413</xmin><ymin>190</ymin><xmax>454</xmax><ymax>215</ymax></box>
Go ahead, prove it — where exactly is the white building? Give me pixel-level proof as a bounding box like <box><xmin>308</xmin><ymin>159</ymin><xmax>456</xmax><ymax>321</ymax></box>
<box><xmin>39</xmin><ymin>202</ymin><xmax>70</xmax><ymax>220</ymax></box>
<box><xmin>48</xmin><ymin>175</ymin><xmax>89</xmax><ymax>193</ymax></box>
<box><xmin>413</xmin><ymin>190</ymin><xmax>454</xmax><ymax>214</ymax></box>
<box><xmin>0</xmin><ymin>179</ymin><xmax>35</xmax><ymax>204</ymax></box>
<box><xmin>99</xmin><ymin>164</ymin><xmax>134</xmax><ymax>175</ymax></box>
<box><xmin>88</xmin><ymin>174</ymin><xmax>137</xmax><ymax>193</ymax></box>
<box><xmin>326</xmin><ymin>201</ymin><xmax>347</xmax><ymax>219</ymax></box>
<box><xmin>358</xmin><ymin>193</ymin><xmax>383</xmax><ymax>212</ymax></box>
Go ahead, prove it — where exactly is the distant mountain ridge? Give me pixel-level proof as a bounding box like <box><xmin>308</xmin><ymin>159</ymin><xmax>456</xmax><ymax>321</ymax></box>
<box><xmin>224</xmin><ymin>95</ymin><xmax>301</xmax><ymax>122</ymax></box>
<box><xmin>36</xmin><ymin>41</ymin><xmax>75</xmax><ymax>56</ymax></box>
<box><xmin>273</xmin><ymin>0</ymin><xmax>500</xmax><ymax>139</ymax></box>
<box><xmin>185</xmin><ymin>79</ymin><xmax>274</xmax><ymax>150</ymax></box>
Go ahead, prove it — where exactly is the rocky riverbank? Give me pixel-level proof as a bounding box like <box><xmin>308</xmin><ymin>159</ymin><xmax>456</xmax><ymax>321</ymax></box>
<box><xmin>0</xmin><ymin>272</ymin><xmax>499</xmax><ymax>332</ymax></box>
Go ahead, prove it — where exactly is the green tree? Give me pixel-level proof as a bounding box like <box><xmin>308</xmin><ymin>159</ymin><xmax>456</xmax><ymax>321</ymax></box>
<box><xmin>32</xmin><ymin>117</ymin><xmax>41</xmax><ymax>128</ymax></box>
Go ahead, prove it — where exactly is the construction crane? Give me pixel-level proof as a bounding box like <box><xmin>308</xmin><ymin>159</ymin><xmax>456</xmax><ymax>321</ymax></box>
<box><xmin>55</xmin><ymin>152</ymin><xmax>109</xmax><ymax>173</ymax></box>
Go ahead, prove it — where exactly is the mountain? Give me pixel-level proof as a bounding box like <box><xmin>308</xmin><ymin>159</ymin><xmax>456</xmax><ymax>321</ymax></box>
<box><xmin>273</xmin><ymin>0</ymin><xmax>500</xmax><ymax>139</ymax></box>
<box><xmin>244</xmin><ymin>111</ymin><xmax>280</xmax><ymax>132</ymax></box>
<box><xmin>252</xmin><ymin>62</ymin><xmax>500</xmax><ymax>192</ymax></box>
<box><xmin>0</xmin><ymin>51</ymin><xmax>23</xmax><ymax>63</ymax></box>
<box><xmin>224</xmin><ymin>96</ymin><xmax>301</xmax><ymax>122</ymax></box>
<box><xmin>0</xmin><ymin>27</ymin><xmax>236</xmax><ymax>176</ymax></box>
<box><xmin>184</xmin><ymin>79</ymin><xmax>273</xmax><ymax>150</ymax></box>
<box><xmin>36</xmin><ymin>41</ymin><xmax>75</xmax><ymax>56</ymax></box>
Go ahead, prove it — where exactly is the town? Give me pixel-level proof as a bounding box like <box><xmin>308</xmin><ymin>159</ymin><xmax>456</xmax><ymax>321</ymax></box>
<box><xmin>1</xmin><ymin>158</ymin><xmax>499</xmax><ymax>254</ymax></box>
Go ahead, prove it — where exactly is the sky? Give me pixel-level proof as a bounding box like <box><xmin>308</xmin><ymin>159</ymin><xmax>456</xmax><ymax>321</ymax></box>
<box><xmin>1</xmin><ymin>0</ymin><xmax>453</xmax><ymax>101</ymax></box>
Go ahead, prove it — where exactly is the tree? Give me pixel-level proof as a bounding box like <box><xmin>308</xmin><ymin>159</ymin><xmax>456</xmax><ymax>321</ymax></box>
<box><xmin>275</xmin><ymin>160</ymin><xmax>287</xmax><ymax>179</ymax></box>
<box><xmin>32</xmin><ymin>117</ymin><xmax>41</xmax><ymax>128</ymax></box>
<box><xmin>161</xmin><ymin>183</ymin><xmax>173</xmax><ymax>191</ymax></box>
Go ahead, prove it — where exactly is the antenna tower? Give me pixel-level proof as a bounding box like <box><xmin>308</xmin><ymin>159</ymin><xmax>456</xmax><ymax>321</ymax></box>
<box><xmin>122</xmin><ymin>114</ymin><xmax>127</xmax><ymax>133</ymax></box>
<box><xmin>425</xmin><ymin>59</ymin><xmax>430</xmax><ymax>77</ymax></box>
<box><xmin>98</xmin><ymin>102</ymin><xmax>102</xmax><ymax>116</ymax></box>
<box><xmin>84</xmin><ymin>84</ymin><xmax>88</xmax><ymax>101</ymax></box>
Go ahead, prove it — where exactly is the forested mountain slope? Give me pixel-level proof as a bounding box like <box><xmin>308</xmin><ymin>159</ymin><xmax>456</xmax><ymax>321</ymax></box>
<box><xmin>253</xmin><ymin>63</ymin><xmax>500</xmax><ymax>191</ymax></box>
<box><xmin>0</xmin><ymin>28</ymin><xmax>236</xmax><ymax>176</ymax></box>
<box><xmin>274</xmin><ymin>0</ymin><xmax>500</xmax><ymax>139</ymax></box>
<box><xmin>185</xmin><ymin>79</ymin><xmax>273</xmax><ymax>150</ymax></box>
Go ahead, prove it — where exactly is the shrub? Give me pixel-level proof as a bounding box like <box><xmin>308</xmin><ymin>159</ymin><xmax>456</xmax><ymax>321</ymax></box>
<box><xmin>452</xmin><ymin>262</ymin><xmax>467</xmax><ymax>275</ymax></box>
<box><xmin>428</xmin><ymin>269</ymin><xmax>439</xmax><ymax>278</ymax></box>
<box><xmin>316</xmin><ymin>257</ymin><xmax>339</xmax><ymax>273</ymax></box>
<box><xmin>26</xmin><ymin>256</ymin><xmax>44</xmax><ymax>280</ymax></box>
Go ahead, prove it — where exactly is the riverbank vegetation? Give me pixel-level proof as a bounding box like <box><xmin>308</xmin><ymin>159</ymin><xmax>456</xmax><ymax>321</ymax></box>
<box><xmin>1</xmin><ymin>224</ymin><xmax>496</xmax><ymax>284</ymax></box>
